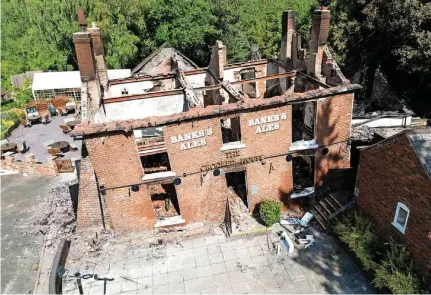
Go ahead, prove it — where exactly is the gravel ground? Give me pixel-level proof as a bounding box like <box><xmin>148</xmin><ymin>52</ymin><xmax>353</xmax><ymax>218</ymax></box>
<box><xmin>8</xmin><ymin>113</ymin><xmax>81</xmax><ymax>163</ymax></box>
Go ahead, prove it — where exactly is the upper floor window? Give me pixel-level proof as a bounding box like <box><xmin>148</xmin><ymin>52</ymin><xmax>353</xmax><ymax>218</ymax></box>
<box><xmin>392</xmin><ymin>202</ymin><xmax>410</xmax><ymax>234</ymax></box>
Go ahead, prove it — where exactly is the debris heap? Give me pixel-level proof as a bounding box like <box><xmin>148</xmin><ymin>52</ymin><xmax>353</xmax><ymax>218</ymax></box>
<box><xmin>29</xmin><ymin>180</ymin><xmax>77</xmax><ymax>246</ymax></box>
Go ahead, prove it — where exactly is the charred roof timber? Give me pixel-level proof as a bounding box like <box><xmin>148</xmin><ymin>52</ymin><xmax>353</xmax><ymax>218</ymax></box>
<box><xmin>71</xmin><ymin>6</ymin><xmax>358</xmax><ymax>128</ymax></box>
<box><xmin>173</xmin><ymin>56</ymin><xmax>202</xmax><ymax>108</ymax></box>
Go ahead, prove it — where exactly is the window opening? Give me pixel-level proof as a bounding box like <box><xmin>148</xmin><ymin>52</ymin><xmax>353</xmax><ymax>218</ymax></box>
<box><xmin>149</xmin><ymin>183</ymin><xmax>181</xmax><ymax>219</ymax></box>
<box><xmin>239</xmin><ymin>68</ymin><xmax>256</xmax><ymax>98</ymax></box>
<box><xmin>221</xmin><ymin>117</ymin><xmax>241</xmax><ymax>144</ymax></box>
<box><xmin>292</xmin><ymin>155</ymin><xmax>315</xmax><ymax>195</ymax></box>
<box><xmin>141</xmin><ymin>152</ymin><xmax>171</xmax><ymax>174</ymax></box>
<box><xmin>392</xmin><ymin>202</ymin><xmax>410</xmax><ymax>234</ymax></box>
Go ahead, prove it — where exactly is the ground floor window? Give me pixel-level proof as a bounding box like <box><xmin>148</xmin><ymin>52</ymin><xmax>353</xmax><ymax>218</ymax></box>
<box><xmin>292</xmin><ymin>155</ymin><xmax>315</xmax><ymax>196</ymax></box>
<box><xmin>149</xmin><ymin>183</ymin><xmax>181</xmax><ymax>219</ymax></box>
<box><xmin>392</xmin><ymin>202</ymin><xmax>409</xmax><ymax>234</ymax></box>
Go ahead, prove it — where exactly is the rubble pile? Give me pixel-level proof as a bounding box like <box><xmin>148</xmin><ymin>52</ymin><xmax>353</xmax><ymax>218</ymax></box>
<box><xmin>226</xmin><ymin>188</ymin><xmax>264</xmax><ymax>234</ymax></box>
<box><xmin>28</xmin><ymin>180</ymin><xmax>77</xmax><ymax>246</ymax></box>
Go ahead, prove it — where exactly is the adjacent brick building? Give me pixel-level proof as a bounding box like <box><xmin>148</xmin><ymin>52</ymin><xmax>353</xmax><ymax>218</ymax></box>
<box><xmin>72</xmin><ymin>7</ymin><xmax>360</xmax><ymax>232</ymax></box>
<box><xmin>356</xmin><ymin>129</ymin><xmax>431</xmax><ymax>278</ymax></box>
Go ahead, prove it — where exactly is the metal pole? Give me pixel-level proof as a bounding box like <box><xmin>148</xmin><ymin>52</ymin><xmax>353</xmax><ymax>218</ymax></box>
<box><xmin>266</xmin><ymin>229</ymin><xmax>270</xmax><ymax>250</ymax></box>
<box><xmin>77</xmin><ymin>278</ymin><xmax>84</xmax><ymax>295</ymax></box>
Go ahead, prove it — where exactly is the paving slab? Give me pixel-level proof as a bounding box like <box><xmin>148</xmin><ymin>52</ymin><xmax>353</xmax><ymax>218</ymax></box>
<box><xmin>64</xmin><ymin>227</ymin><xmax>375</xmax><ymax>294</ymax></box>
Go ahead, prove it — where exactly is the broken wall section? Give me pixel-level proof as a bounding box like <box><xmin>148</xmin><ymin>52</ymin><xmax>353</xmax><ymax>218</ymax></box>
<box><xmin>77</xmin><ymin>156</ymin><xmax>110</xmax><ymax>230</ymax></box>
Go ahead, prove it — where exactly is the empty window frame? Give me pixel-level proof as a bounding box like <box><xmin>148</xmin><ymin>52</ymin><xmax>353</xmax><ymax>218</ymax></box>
<box><xmin>220</xmin><ymin>117</ymin><xmax>241</xmax><ymax>144</ymax></box>
<box><xmin>392</xmin><ymin>202</ymin><xmax>410</xmax><ymax>234</ymax></box>
<box><xmin>292</xmin><ymin>155</ymin><xmax>315</xmax><ymax>194</ymax></box>
<box><xmin>292</xmin><ymin>102</ymin><xmax>315</xmax><ymax>142</ymax></box>
<box><xmin>149</xmin><ymin>183</ymin><xmax>181</xmax><ymax>219</ymax></box>
<box><xmin>239</xmin><ymin>68</ymin><xmax>256</xmax><ymax>98</ymax></box>
<box><xmin>141</xmin><ymin>152</ymin><xmax>171</xmax><ymax>174</ymax></box>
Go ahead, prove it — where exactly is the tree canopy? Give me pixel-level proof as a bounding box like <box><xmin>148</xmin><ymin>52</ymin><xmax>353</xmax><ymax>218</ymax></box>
<box><xmin>1</xmin><ymin>0</ymin><xmax>430</xmax><ymax>115</ymax></box>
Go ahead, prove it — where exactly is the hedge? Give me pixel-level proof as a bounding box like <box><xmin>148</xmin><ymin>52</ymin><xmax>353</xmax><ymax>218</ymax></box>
<box><xmin>333</xmin><ymin>211</ymin><xmax>427</xmax><ymax>294</ymax></box>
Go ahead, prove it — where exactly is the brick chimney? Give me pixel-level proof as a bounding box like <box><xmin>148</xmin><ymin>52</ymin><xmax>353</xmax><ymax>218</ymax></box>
<box><xmin>307</xmin><ymin>9</ymin><xmax>330</xmax><ymax>80</ymax></box>
<box><xmin>88</xmin><ymin>22</ymin><xmax>104</xmax><ymax>56</ymax></box>
<box><xmin>77</xmin><ymin>7</ymin><xmax>87</xmax><ymax>32</ymax></box>
<box><xmin>74</xmin><ymin>9</ymin><xmax>96</xmax><ymax>81</ymax></box>
<box><xmin>280</xmin><ymin>10</ymin><xmax>295</xmax><ymax>62</ymax></box>
<box><xmin>208</xmin><ymin>40</ymin><xmax>227</xmax><ymax>80</ymax></box>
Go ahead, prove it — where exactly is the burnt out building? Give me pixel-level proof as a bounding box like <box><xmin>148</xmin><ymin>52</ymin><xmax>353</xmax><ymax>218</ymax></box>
<box><xmin>73</xmin><ymin>7</ymin><xmax>360</xmax><ymax>231</ymax></box>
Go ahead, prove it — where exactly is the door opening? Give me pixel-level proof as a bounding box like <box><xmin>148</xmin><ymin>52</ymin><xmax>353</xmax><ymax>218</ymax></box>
<box><xmin>225</xmin><ymin>171</ymin><xmax>248</xmax><ymax>208</ymax></box>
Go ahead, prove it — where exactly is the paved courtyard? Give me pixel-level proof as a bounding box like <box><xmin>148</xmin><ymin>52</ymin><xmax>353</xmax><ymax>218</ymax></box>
<box><xmin>8</xmin><ymin>113</ymin><xmax>81</xmax><ymax>163</ymax></box>
<box><xmin>63</xmin><ymin>226</ymin><xmax>373</xmax><ymax>294</ymax></box>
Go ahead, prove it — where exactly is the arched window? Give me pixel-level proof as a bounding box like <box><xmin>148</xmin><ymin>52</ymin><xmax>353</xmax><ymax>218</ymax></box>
<box><xmin>392</xmin><ymin>202</ymin><xmax>410</xmax><ymax>234</ymax></box>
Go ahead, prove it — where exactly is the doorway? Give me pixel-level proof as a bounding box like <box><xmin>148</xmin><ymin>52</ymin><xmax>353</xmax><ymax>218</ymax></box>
<box><xmin>225</xmin><ymin>171</ymin><xmax>248</xmax><ymax>208</ymax></box>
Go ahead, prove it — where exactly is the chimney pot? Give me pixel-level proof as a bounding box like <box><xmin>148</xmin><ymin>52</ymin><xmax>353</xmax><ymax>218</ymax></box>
<box><xmin>77</xmin><ymin>8</ymin><xmax>87</xmax><ymax>32</ymax></box>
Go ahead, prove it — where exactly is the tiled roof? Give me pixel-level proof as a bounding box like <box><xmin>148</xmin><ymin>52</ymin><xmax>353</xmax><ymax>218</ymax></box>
<box><xmin>71</xmin><ymin>84</ymin><xmax>361</xmax><ymax>136</ymax></box>
<box><xmin>408</xmin><ymin>130</ymin><xmax>431</xmax><ymax>177</ymax></box>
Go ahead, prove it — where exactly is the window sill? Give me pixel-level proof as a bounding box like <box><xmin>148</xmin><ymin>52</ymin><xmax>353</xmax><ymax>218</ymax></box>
<box><xmin>291</xmin><ymin>186</ymin><xmax>315</xmax><ymax>199</ymax></box>
<box><xmin>289</xmin><ymin>139</ymin><xmax>318</xmax><ymax>151</ymax></box>
<box><xmin>391</xmin><ymin>221</ymin><xmax>406</xmax><ymax>234</ymax></box>
<box><xmin>154</xmin><ymin>215</ymin><xmax>186</xmax><ymax>228</ymax></box>
<box><xmin>220</xmin><ymin>141</ymin><xmax>246</xmax><ymax>151</ymax></box>
<box><xmin>142</xmin><ymin>171</ymin><xmax>176</xmax><ymax>181</ymax></box>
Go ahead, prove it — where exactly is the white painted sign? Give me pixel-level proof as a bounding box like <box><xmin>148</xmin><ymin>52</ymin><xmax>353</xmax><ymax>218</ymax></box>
<box><xmin>248</xmin><ymin>113</ymin><xmax>287</xmax><ymax>134</ymax></box>
<box><xmin>171</xmin><ymin>128</ymin><xmax>213</xmax><ymax>151</ymax></box>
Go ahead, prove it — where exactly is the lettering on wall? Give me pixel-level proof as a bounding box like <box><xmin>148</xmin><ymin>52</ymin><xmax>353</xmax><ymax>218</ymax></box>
<box><xmin>248</xmin><ymin>113</ymin><xmax>287</xmax><ymax>134</ymax></box>
<box><xmin>225</xmin><ymin>150</ymin><xmax>240</xmax><ymax>158</ymax></box>
<box><xmin>201</xmin><ymin>155</ymin><xmax>263</xmax><ymax>171</ymax></box>
<box><xmin>171</xmin><ymin>128</ymin><xmax>213</xmax><ymax>151</ymax></box>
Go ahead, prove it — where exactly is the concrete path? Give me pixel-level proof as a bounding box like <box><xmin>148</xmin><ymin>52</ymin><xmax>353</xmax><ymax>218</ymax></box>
<box><xmin>63</xmin><ymin>228</ymin><xmax>374</xmax><ymax>294</ymax></box>
<box><xmin>1</xmin><ymin>174</ymin><xmax>59</xmax><ymax>294</ymax></box>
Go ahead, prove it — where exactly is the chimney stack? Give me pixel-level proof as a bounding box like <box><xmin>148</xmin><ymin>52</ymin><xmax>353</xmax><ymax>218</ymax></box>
<box><xmin>88</xmin><ymin>22</ymin><xmax>104</xmax><ymax>56</ymax></box>
<box><xmin>74</xmin><ymin>8</ymin><xmax>96</xmax><ymax>81</ymax></box>
<box><xmin>307</xmin><ymin>9</ymin><xmax>330</xmax><ymax>79</ymax></box>
<box><xmin>209</xmin><ymin>40</ymin><xmax>227</xmax><ymax>80</ymax></box>
<box><xmin>77</xmin><ymin>7</ymin><xmax>87</xmax><ymax>32</ymax></box>
<box><xmin>280</xmin><ymin>10</ymin><xmax>295</xmax><ymax>62</ymax></box>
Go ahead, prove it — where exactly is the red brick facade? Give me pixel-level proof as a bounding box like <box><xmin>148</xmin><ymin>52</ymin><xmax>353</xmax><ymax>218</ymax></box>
<box><xmin>356</xmin><ymin>133</ymin><xmax>431</xmax><ymax>278</ymax></box>
<box><xmin>73</xmin><ymin>32</ymin><xmax>96</xmax><ymax>81</ymax></box>
<box><xmin>315</xmin><ymin>93</ymin><xmax>353</xmax><ymax>185</ymax></box>
<box><xmin>81</xmin><ymin>92</ymin><xmax>354</xmax><ymax>232</ymax></box>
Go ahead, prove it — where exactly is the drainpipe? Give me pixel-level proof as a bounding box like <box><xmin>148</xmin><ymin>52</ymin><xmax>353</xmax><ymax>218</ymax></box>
<box><xmin>95</xmin><ymin>175</ymin><xmax>106</xmax><ymax>230</ymax></box>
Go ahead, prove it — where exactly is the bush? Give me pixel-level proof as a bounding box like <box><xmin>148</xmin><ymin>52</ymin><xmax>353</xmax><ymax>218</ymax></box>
<box><xmin>1</xmin><ymin>119</ymin><xmax>15</xmax><ymax>139</ymax></box>
<box><xmin>259</xmin><ymin>200</ymin><xmax>282</xmax><ymax>226</ymax></box>
<box><xmin>373</xmin><ymin>241</ymin><xmax>421</xmax><ymax>294</ymax></box>
<box><xmin>2</xmin><ymin>108</ymin><xmax>25</xmax><ymax>121</ymax></box>
<box><xmin>333</xmin><ymin>211</ymin><xmax>379</xmax><ymax>270</ymax></box>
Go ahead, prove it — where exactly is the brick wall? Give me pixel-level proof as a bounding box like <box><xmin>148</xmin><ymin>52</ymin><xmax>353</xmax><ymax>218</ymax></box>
<box><xmin>1</xmin><ymin>155</ymin><xmax>58</xmax><ymax>176</ymax></box>
<box><xmin>137</xmin><ymin>48</ymin><xmax>197</xmax><ymax>76</ymax></box>
<box><xmin>255</xmin><ymin>64</ymin><xmax>267</xmax><ymax>98</ymax></box>
<box><xmin>85</xmin><ymin>132</ymin><xmax>155</xmax><ymax>231</ymax></box>
<box><xmin>315</xmin><ymin>93</ymin><xmax>353</xmax><ymax>186</ymax></box>
<box><xmin>82</xmin><ymin>92</ymin><xmax>353</xmax><ymax>231</ymax></box>
<box><xmin>356</xmin><ymin>133</ymin><xmax>431</xmax><ymax>278</ymax></box>
<box><xmin>73</xmin><ymin>32</ymin><xmax>96</xmax><ymax>81</ymax></box>
<box><xmin>77</xmin><ymin>156</ymin><xmax>109</xmax><ymax>230</ymax></box>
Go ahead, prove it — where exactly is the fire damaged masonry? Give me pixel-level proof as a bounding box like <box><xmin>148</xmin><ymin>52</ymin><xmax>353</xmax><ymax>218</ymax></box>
<box><xmin>71</xmin><ymin>6</ymin><xmax>360</xmax><ymax>232</ymax></box>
